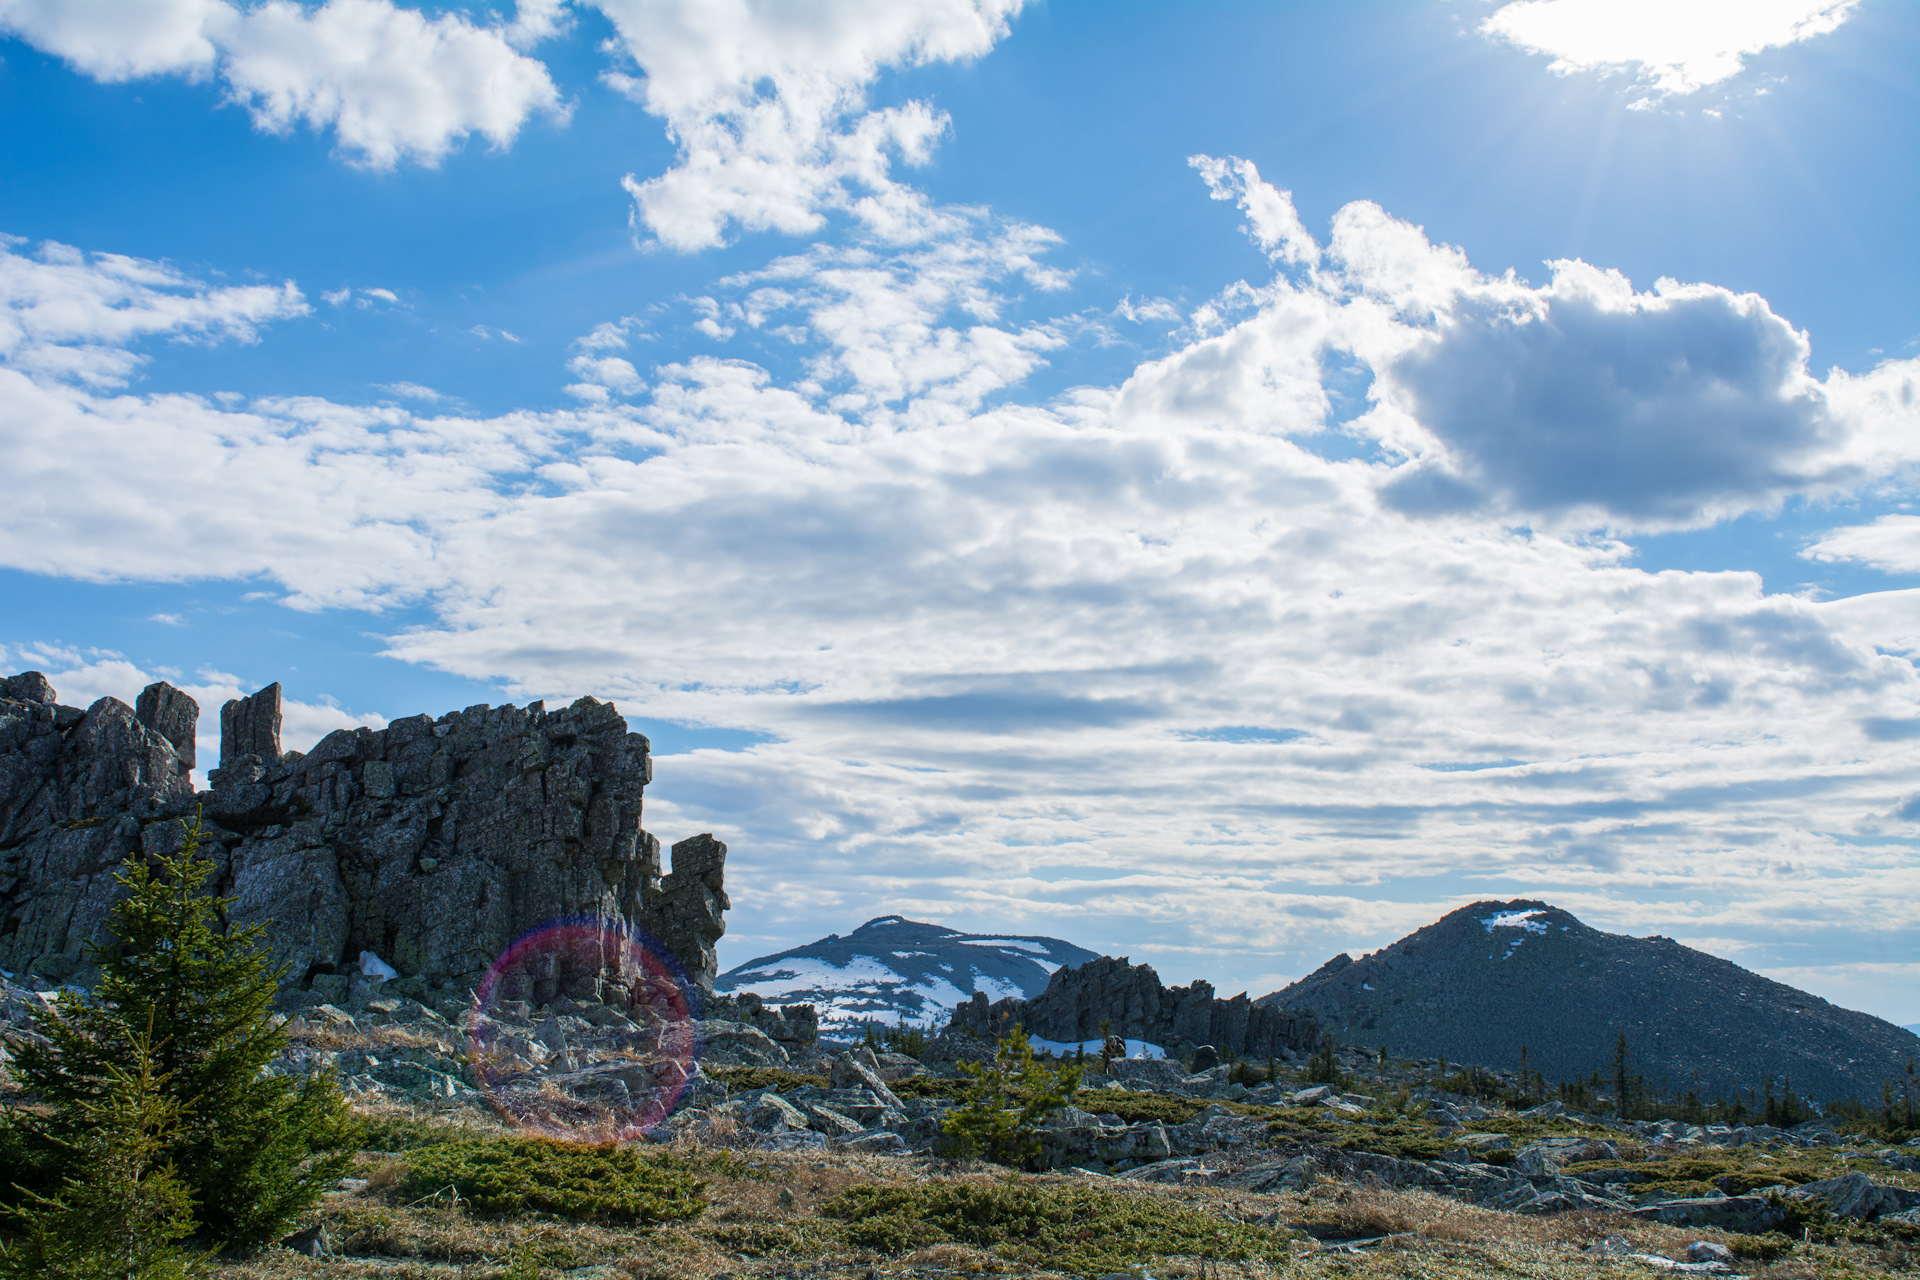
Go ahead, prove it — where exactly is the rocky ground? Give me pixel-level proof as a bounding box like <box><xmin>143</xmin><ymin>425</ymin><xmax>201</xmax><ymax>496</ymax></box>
<box><xmin>3</xmin><ymin>977</ymin><xmax>1917</xmax><ymax>1278</ymax></box>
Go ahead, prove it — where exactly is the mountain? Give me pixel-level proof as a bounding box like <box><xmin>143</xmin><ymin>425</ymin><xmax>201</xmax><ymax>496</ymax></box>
<box><xmin>715</xmin><ymin>915</ymin><xmax>1101</xmax><ymax>1036</ymax></box>
<box><xmin>1259</xmin><ymin>900</ymin><xmax>1920</xmax><ymax>1103</ymax></box>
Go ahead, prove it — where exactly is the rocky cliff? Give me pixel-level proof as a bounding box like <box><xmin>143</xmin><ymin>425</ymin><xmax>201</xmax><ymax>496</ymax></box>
<box><xmin>1259</xmin><ymin>900</ymin><xmax>1920</xmax><ymax>1104</ymax></box>
<box><xmin>0</xmin><ymin>672</ymin><xmax>729</xmax><ymax>1004</ymax></box>
<box><xmin>948</xmin><ymin>954</ymin><xmax>1320</xmax><ymax>1060</ymax></box>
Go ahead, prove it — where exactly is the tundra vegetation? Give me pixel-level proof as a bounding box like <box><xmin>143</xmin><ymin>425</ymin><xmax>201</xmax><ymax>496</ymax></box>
<box><xmin>0</xmin><ymin>832</ymin><xmax>1916</xmax><ymax>1277</ymax></box>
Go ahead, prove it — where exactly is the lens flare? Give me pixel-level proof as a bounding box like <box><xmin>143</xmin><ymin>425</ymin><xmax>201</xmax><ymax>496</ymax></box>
<box><xmin>465</xmin><ymin>917</ymin><xmax>700</xmax><ymax>1142</ymax></box>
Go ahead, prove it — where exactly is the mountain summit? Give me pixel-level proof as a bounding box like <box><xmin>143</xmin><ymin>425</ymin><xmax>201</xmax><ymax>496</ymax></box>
<box><xmin>1262</xmin><ymin>899</ymin><xmax>1919</xmax><ymax>1102</ymax></box>
<box><xmin>716</xmin><ymin>916</ymin><xmax>1100</xmax><ymax>1036</ymax></box>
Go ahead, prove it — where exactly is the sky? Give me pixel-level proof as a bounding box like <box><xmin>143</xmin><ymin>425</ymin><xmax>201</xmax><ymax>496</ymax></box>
<box><xmin>2</xmin><ymin>0</ymin><xmax>1917</xmax><ymax>1026</ymax></box>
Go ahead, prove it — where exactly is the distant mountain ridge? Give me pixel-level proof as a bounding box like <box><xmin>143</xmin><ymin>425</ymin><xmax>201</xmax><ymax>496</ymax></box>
<box><xmin>1260</xmin><ymin>900</ymin><xmax>1920</xmax><ymax>1102</ymax></box>
<box><xmin>716</xmin><ymin>916</ymin><xmax>1101</xmax><ymax>1036</ymax></box>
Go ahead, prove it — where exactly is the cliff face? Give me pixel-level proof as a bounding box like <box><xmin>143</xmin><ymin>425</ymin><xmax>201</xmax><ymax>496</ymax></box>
<box><xmin>0</xmin><ymin>673</ymin><xmax>728</xmax><ymax>1003</ymax></box>
<box><xmin>948</xmin><ymin>954</ymin><xmax>1320</xmax><ymax>1059</ymax></box>
<box><xmin>1259</xmin><ymin>900</ymin><xmax>1920</xmax><ymax>1103</ymax></box>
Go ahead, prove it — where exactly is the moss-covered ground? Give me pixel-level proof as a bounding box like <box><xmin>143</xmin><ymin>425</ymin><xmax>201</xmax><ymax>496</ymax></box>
<box><xmin>201</xmin><ymin>1094</ymin><xmax>1920</xmax><ymax>1280</ymax></box>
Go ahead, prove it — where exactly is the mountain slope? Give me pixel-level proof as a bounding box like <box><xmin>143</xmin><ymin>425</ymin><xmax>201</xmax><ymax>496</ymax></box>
<box><xmin>716</xmin><ymin>916</ymin><xmax>1101</xmax><ymax>1035</ymax></box>
<box><xmin>1260</xmin><ymin>900</ymin><xmax>1920</xmax><ymax>1103</ymax></box>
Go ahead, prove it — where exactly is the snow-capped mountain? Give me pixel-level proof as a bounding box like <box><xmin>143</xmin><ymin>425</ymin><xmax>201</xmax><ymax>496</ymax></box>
<box><xmin>715</xmin><ymin>915</ymin><xmax>1101</xmax><ymax>1037</ymax></box>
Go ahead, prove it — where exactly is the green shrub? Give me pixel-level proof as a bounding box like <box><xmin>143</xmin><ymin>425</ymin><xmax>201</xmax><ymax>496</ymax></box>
<box><xmin>1</xmin><ymin>816</ymin><xmax>356</xmax><ymax>1252</ymax></box>
<box><xmin>705</xmin><ymin>1067</ymin><xmax>828</xmax><ymax>1093</ymax></box>
<box><xmin>1728</xmin><ymin>1232</ymin><xmax>1795</xmax><ymax>1262</ymax></box>
<box><xmin>397</xmin><ymin>1138</ymin><xmax>705</xmax><ymax>1225</ymax></box>
<box><xmin>1075</xmin><ymin>1091</ymin><xmax>1208</xmax><ymax>1127</ymax></box>
<box><xmin>940</xmin><ymin>1028</ymin><xmax>1083</xmax><ymax>1168</ymax></box>
<box><xmin>888</xmin><ymin>1076</ymin><xmax>970</xmax><ymax>1101</ymax></box>
<box><xmin>824</xmin><ymin>1179</ymin><xmax>1292</xmax><ymax>1273</ymax></box>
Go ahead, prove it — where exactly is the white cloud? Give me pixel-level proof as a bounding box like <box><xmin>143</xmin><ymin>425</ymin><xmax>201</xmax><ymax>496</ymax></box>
<box><xmin>0</xmin><ymin>235</ymin><xmax>306</xmax><ymax>386</ymax></box>
<box><xmin>1482</xmin><ymin>0</ymin><xmax>1859</xmax><ymax>96</ymax></box>
<box><xmin>0</xmin><ymin>0</ymin><xmax>567</xmax><ymax>168</ymax></box>
<box><xmin>379</xmin><ymin>381</ymin><xmax>441</xmax><ymax>401</ymax></box>
<box><xmin>1805</xmin><ymin>515</ymin><xmax>1920</xmax><ymax>575</ymax></box>
<box><xmin>1190</xmin><ymin>154</ymin><xmax>1319</xmax><ymax>269</ymax></box>
<box><xmin>6</xmin><ymin>176</ymin><xmax>1920</xmax><ymax>1012</ymax></box>
<box><xmin>592</xmin><ymin>0</ymin><xmax>1026</xmax><ymax>250</ymax></box>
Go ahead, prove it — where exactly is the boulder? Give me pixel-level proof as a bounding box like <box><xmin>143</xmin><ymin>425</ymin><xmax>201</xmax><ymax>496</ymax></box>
<box><xmin>1789</xmin><ymin>1172</ymin><xmax>1917</xmax><ymax>1221</ymax></box>
<box><xmin>1630</xmin><ymin>1196</ymin><xmax>1788</xmax><ymax>1233</ymax></box>
<box><xmin>829</xmin><ymin>1050</ymin><xmax>904</xmax><ymax>1109</ymax></box>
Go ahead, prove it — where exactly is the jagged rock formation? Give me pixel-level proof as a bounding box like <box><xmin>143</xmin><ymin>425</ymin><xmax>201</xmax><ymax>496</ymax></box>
<box><xmin>1258</xmin><ymin>899</ymin><xmax>1920</xmax><ymax>1103</ymax></box>
<box><xmin>0</xmin><ymin>672</ymin><xmax>729</xmax><ymax>1002</ymax></box>
<box><xmin>717</xmin><ymin>914</ymin><xmax>1102</xmax><ymax>1034</ymax></box>
<box><xmin>948</xmin><ymin>954</ymin><xmax>1320</xmax><ymax>1060</ymax></box>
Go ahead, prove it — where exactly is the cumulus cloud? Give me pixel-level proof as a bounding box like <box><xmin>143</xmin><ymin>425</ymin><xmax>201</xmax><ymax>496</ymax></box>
<box><xmin>1482</xmin><ymin>0</ymin><xmax>1859</xmax><ymax>97</ymax></box>
<box><xmin>1147</xmin><ymin>160</ymin><xmax>1920</xmax><ymax>532</ymax></box>
<box><xmin>6</xmin><ymin>184</ymin><xmax>1920</xmax><ymax>1000</ymax></box>
<box><xmin>0</xmin><ymin>0</ymin><xmax>566</xmax><ymax>168</ymax></box>
<box><xmin>593</xmin><ymin>0</ymin><xmax>1025</xmax><ymax>250</ymax></box>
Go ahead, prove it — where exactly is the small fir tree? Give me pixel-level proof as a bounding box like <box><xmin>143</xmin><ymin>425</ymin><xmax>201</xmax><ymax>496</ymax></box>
<box><xmin>4</xmin><ymin>815</ymin><xmax>357</xmax><ymax>1251</ymax></box>
<box><xmin>1305</xmin><ymin>1033</ymin><xmax>1345</xmax><ymax>1086</ymax></box>
<box><xmin>941</xmin><ymin>1027</ymin><xmax>1083</xmax><ymax>1169</ymax></box>
<box><xmin>0</xmin><ymin>1018</ymin><xmax>206</xmax><ymax>1280</ymax></box>
<box><xmin>1612</xmin><ymin>1032</ymin><xmax>1631</xmax><ymax>1120</ymax></box>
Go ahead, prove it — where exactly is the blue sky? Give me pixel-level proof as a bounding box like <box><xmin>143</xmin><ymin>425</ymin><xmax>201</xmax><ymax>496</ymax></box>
<box><xmin>3</xmin><ymin>0</ymin><xmax>1918</xmax><ymax>1024</ymax></box>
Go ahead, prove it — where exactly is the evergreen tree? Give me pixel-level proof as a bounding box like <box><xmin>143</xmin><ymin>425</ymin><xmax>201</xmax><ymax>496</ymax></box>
<box><xmin>1306</xmin><ymin>1034</ymin><xmax>1345</xmax><ymax>1086</ymax></box>
<box><xmin>4</xmin><ymin>816</ymin><xmax>357</xmax><ymax>1252</ymax></box>
<box><xmin>0</xmin><ymin>1017</ymin><xmax>206</xmax><ymax>1280</ymax></box>
<box><xmin>941</xmin><ymin>1026</ymin><xmax>1083</xmax><ymax>1169</ymax></box>
<box><xmin>1612</xmin><ymin>1032</ymin><xmax>1631</xmax><ymax>1120</ymax></box>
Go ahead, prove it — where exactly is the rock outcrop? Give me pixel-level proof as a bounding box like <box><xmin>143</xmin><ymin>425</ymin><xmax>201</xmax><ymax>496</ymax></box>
<box><xmin>1259</xmin><ymin>899</ymin><xmax>1920</xmax><ymax>1103</ymax></box>
<box><xmin>947</xmin><ymin>954</ymin><xmax>1320</xmax><ymax>1060</ymax></box>
<box><xmin>0</xmin><ymin>672</ymin><xmax>730</xmax><ymax>1003</ymax></box>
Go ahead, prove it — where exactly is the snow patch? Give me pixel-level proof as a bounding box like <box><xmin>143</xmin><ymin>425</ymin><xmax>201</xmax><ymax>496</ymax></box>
<box><xmin>905</xmin><ymin>976</ymin><xmax>970</xmax><ymax>1009</ymax></box>
<box><xmin>1027</xmin><ymin>1036</ymin><xmax>1166</xmax><ymax>1059</ymax></box>
<box><xmin>1482</xmin><ymin>910</ymin><xmax>1548</xmax><ymax>934</ymax></box>
<box><xmin>957</xmin><ymin>938</ymin><xmax>1055</xmax><ymax>955</ymax></box>
<box><xmin>972</xmin><ymin>973</ymin><xmax>1026</xmax><ymax>1004</ymax></box>
<box><xmin>729</xmin><ymin>955</ymin><xmax>905</xmax><ymax>998</ymax></box>
<box><xmin>359</xmin><ymin>950</ymin><xmax>397</xmax><ymax>983</ymax></box>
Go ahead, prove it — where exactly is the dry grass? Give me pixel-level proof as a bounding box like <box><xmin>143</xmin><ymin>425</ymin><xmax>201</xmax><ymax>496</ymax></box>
<box><xmin>205</xmin><ymin>1105</ymin><xmax>1920</xmax><ymax>1280</ymax></box>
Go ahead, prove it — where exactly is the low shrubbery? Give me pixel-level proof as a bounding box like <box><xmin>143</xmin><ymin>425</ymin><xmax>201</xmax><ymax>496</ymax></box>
<box><xmin>940</xmin><ymin>1028</ymin><xmax>1082</xmax><ymax>1167</ymax></box>
<box><xmin>396</xmin><ymin>1138</ymin><xmax>706</xmax><ymax>1225</ymax></box>
<box><xmin>705</xmin><ymin>1067</ymin><xmax>828</xmax><ymax>1093</ymax></box>
<box><xmin>823</xmin><ymin>1178</ymin><xmax>1294</xmax><ymax>1273</ymax></box>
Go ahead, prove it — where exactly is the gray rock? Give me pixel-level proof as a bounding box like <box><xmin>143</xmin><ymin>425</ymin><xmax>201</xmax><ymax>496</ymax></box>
<box><xmin>1630</xmin><ymin>1196</ymin><xmax>1788</xmax><ymax>1232</ymax></box>
<box><xmin>0</xmin><ymin>674</ymin><xmax>737</xmax><ymax>1004</ymax></box>
<box><xmin>948</xmin><ymin>954</ymin><xmax>1318</xmax><ymax>1062</ymax></box>
<box><xmin>1103</xmin><ymin>1057</ymin><xmax>1189</xmax><ymax>1090</ymax></box>
<box><xmin>743</xmin><ymin>1093</ymin><xmax>810</xmax><ymax>1134</ymax></box>
<box><xmin>135</xmin><ymin>682</ymin><xmax>198</xmax><ymax>769</ymax></box>
<box><xmin>1788</xmin><ymin>1171</ymin><xmax>1917</xmax><ymax>1221</ymax></box>
<box><xmin>1219</xmin><ymin>1155</ymin><xmax>1317</xmax><ymax>1192</ymax></box>
<box><xmin>1687</xmin><ymin>1242</ymin><xmax>1736</xmax><ymax>1265</ymax></box>
<box><xmin>829</xmin><ymin>1050</ymin><xmax>904</xmax><ymax>1109</ymax></box>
